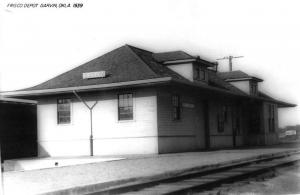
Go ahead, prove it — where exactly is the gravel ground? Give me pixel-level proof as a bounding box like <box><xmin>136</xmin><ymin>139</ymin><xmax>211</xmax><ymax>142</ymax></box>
<box><xmin>198</xmin><ymin>163</ymin><xmax>300</xmax><ymax>195</ymax></box>
<box><xmin>3</xmin><ymin>146</ymin><xmax>299</xmax><ymax>194</ymax></box>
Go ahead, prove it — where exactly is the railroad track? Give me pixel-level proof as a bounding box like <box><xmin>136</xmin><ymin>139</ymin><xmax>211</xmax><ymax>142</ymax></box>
<box><xmin>89</xmin><ymin>150</ymin><xmax>300</xmax><ymax>195</ymax></box>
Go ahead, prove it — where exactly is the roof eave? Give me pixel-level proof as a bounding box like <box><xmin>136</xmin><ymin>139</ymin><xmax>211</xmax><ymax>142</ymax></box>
<box><xmin>277</xmin><ymin>102</ymin><xmax>297</xmax><ymax>108</ymax></box>
<box><xmin>1</xmin><ymin>77</ymin><xmax>172</xmax><ymax>98</ymax></box>
<box><xmin>0</xmin><ymin>97</ymin><xmax>37</xmax><ymax>104</ymax></box>
<box><xmin>225</xmin><ymin>77</ymin><xmax>263</xmax><ymax>82</ymax></box>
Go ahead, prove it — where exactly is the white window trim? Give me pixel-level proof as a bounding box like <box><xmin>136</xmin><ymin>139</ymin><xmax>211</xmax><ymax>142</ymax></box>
<box><xmin>57</xmin><ymin>98</ymin><xmax>73</xmax><ymax>126</ymax></box>
<box><xmin>117</xmin><ymin>92</ymin><xmax>136</xmax><ymax>123</ymax></box>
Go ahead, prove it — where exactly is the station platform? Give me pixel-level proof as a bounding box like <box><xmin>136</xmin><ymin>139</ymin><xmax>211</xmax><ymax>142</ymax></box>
<box><xmin>3</xmin><ymin>144</ymin><xmax>300</xmax><ymax>195</ymax></box>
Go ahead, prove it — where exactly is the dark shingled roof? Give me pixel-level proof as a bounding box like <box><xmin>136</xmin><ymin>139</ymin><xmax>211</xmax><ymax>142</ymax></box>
<box><xmin>152</xmin><ymin>51</ymin><xmax>194</xmax><ymax>63</ymax></box>
<box><xmin>2</xmin><ymin>44</ymin><xmax>295</xmax><ymax>107</ymax></box>
<box><xmin>217</xmin><ymin>70</ymin><xmax>263</xmax><ymax>82</ymax></box>
<box><xmin>258</xmin><ymin>92</ymin><xmax>296</xmax><ymax>108</ymax></box>
<box><xmin>7</xmin><ymin>44</ymin><xmax>294</xmax><ymax>107</ymax></box>
<box><xmin>24</xmin><ymin>45</ymin><xmax>162</xmax><ymax>91</ymax></box>
<box><xmin>22</xmin><ymin>45</ymin><xmax>241</xmax><ymax>96</ymax></box>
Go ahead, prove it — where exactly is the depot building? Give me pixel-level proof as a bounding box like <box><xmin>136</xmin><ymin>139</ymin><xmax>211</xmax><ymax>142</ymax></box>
<box><xmin>2</xmin><ymin>45</ymin><xmax>295</xmax><ymax>157</ymax></box>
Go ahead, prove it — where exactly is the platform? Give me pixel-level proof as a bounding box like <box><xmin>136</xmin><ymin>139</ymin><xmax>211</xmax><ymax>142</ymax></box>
<box><xmin>3</xmin><ymin>144</ymin><xmax>300</xmax><ymax>195</ymax></box>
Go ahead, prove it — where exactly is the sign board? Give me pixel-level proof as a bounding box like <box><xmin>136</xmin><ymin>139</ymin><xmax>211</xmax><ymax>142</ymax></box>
<box><xmin>182</xmin><ymin>102</ymin><xmax>195</xmax><ymax>108</ymax></box>
<box><xmin>82</xmin><ymin>71</ymin><xmax>106</xmax><ymax>79</ymax></box>
<box><xmin>285</xmin><ymin>130</ymin><xmax>296</xmax><ymax>136</ymax></box>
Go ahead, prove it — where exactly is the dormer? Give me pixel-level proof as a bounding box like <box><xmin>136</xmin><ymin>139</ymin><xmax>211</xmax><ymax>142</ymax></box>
<box><xmin>152</xmin><ymin>52</ymin><xmax>217</xmax><ymax>83</ymax></box>
<box><xmin>217</xmin><ymin>70</ymin><xmax>263</xmax><ymax>96</ymax></box>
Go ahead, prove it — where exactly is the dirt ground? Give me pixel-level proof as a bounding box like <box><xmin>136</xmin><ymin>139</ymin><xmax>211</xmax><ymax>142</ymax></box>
<box><xmin>198</xmin><ymin>164</ymin><xmax>300</xmax><ymax>195</ymax></box>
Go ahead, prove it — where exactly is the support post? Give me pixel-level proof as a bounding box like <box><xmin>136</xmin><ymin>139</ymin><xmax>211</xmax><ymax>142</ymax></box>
<box><xmin>73</xmin><ymin>91</ymin><xmax>98</xmax><ymax>156</ymax></box>
<box><xmin>228</xmin><ymin>56</ymin><xmax>235</xmax><ymax>71</ymax></box>
<box><xmin>0</xmin><ymin>144</ymin><xmax>4</xmax><ymax>195</ymax></box>
<box><xmin>90</xmin><ymin>109</ymin><xmax>93</xmax><ymax>156</ymax></box>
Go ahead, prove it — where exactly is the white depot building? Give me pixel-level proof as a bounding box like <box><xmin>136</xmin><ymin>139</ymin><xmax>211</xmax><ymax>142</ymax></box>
<box><xmin>3</xmin><ymin>45</ymin><xmax>295</xmax><ymax>157</ymax></box>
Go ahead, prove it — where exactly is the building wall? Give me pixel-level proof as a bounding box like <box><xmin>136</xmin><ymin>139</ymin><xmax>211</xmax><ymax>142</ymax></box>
<box><xmin>156</xmin><ymin>88</ymin><xmax>202</xmax><ymax>153</ymax></box>
<box><xmin>156</xmin><ymin>87</ymin><xmax>245</xmax><ymax>152</ymax></box>
<box><xmin>167</xmin><ymin>63</ymin><xmax>194</xmax><ymax>81</ymax></box>
<box><xmin>208</xmin><ymin>100</ymin><xmax>234</xmax><ymax>148</ymax></box>
<box><xmin>262</xmin><ymin>102</ymin><xmax>279</xmax><ymax>145</ymax></box>
<box><xmin>229</xmin><ymin>81</ymin><xmax>250</xmax><ymax>95</ymax></box>
<box><xmin>37</xmin><ymin>88</ymin><xmax>158</xmax><ymax>157</ymax></box>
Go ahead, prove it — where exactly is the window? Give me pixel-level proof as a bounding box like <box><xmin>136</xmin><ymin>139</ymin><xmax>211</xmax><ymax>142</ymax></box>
<box><xmin>118</xmin><ymin>93</ymin><xmax>133</xmax><ymax>120</ymax></box>
<box><xmin>250</xmin><ymin>82</ymin><xmax>258</xmax><ymax>95</ymax></box>
<box><xmin>217</xmin><ymin>114</ymin><xmax>225</xmax><ymax>133</ymax></box>
<box><xmin>268</xmin><ymin>104</ymin><xmax>275</xmax><ymax>132</ymax></box>
<box><xmin>172</xmin><ymin>95</ymin><xmax>181</xmax><ymax>120</ymax></box>
<box><xmin>195</xmin><ymin>66</ymin><xmax>206</xmax><ymax>81</ymax></box>
<box><xmin>217</xmin><ymin>106</ymin><xmax>227</xmax><ymax>133</ymax></box>
<box><xmin>57</xmin><ymin>98</ymin><xmax>71</xmax><ymax>124</ymax></box>
<box><xmin>199</xmin><ymin>67</ymin><xmax>206</xmax><ymax>80</ymax></box>
<box><xmin>232</xmin><ymin>107</ymin><xmax>241</xmax><ymax>135</ymax></box>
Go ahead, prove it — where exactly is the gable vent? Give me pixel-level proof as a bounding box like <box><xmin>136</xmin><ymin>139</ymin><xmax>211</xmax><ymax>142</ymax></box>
<box><xmin>82</xmin><ymin>71</ymin><xmax>106</xmax><ymax>79</ymax></box>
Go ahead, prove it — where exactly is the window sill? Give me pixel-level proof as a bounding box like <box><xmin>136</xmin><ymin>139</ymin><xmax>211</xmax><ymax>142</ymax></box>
<box><xmin>117</xmin><ymin>119</ymin><xmax>136</xmax><ymax>123</ymax></box>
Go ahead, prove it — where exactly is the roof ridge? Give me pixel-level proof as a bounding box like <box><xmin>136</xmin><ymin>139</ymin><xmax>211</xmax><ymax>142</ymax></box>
<box><xmin>154</xmin><ymin>50</ymin><xmax>193</xmax><ymax>58</ymax></box>
<box><xmin>125</xmin><ymin>45</ymin><xmax>162</xmax><ymax>78</ymax></box>
<box><xmin>125</xmin><ymin>44</ymin><xmax>154</xmax><ymax>54</ymax></box>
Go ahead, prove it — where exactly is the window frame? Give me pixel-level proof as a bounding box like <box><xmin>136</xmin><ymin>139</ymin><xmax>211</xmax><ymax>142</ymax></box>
<box><xmin>118</xmin><ymin>93</ymin><xmax>134</xmax><ymax>121</ymax></box>
<box><xmin>57</xmin><ymin>98</ymin><xmax>72</xmax><ymax>125</ymax></box>
<box><xmin>195</xmin><ymin>65</ymin><xmax>206</xmax><ymax>81</ymax></box>
<box><xmin>268</xmin><ymin>104</ymin><xmax>275</xmax><ymax>132</ymax></box>
<box><xmin>217</xmin><ymin>106</ymin><xmax>227</xmax><ymax>133</ymax></box>
<box><xmin>172</xmin><ymin>95</ymin><xmax>181</xmax><ymax>121</ymax></box>
<box><xmin>199</xmin><ymin>66</ymin><xmax>206</xmax><ymax>81</ymax></box>
<box><xmin>250</xmin><ymin>81</ymin><xmax>258</xmax><ymax>95</ymax></box>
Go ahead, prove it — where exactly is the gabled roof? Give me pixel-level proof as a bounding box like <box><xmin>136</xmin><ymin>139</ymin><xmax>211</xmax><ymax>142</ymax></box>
<box><xmin>217</xmin><ymin>70</ymin><xmax>263</xmax><ymax>82</ymax></box>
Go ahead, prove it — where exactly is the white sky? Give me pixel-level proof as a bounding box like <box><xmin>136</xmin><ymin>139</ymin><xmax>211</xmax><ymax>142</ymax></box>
<box><xmin>0</xmin><ymin>0</ymin><xmax>299</xmax><ymax>127</ymax></box>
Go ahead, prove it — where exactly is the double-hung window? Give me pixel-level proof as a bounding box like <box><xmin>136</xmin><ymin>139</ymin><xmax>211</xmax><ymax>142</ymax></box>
<box><xmin>250</xmin><ymin>82</ymin><xmax>258</xmax><ymax>95</ymax></box>
<box><xmin>199</xmin><ymin>67</ymin><xmax>206</xmax><ymax>80</ymax></box>
<box><xmin>118</xmin><ymin>93</ymin><xmax>133</xmax><ymax>120</ymax></box>
<box><xmin>268</xmin><ymin>104</ymin><xmax>275</xmax><ymax>132</ymax></box>
<box><xmin>57</xmin><ymin>98</ymin><xmax>71</xmax><ymax>124</ymax></box>
<box><xmin>172</xmin><ymin>95</ymin><xmax>181</xmax><ymax>120</ymax></box>
<box><xmin>195</xmin><ymin>66</ymin><xmax>206</xmax><ymax>81</ymax></box>
<box><xmin>217</xmin><ymin>106</ymin><xmax>228</xmax><ymax>133</ymax></box>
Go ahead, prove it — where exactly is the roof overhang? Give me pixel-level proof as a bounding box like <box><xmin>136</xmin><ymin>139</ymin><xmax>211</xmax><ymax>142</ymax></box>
<box><xmin>163</xmin><ymin>57</ymin><xmax>217</xmax><ymax>67</ymax></box>
<box><xmin>163</xmin><ymin>59</ymin><xmax>196</xmax><ymax>65</ymax></box>
<box><xmin>0</xmin><ymin>97</ymin><xmax>37</xmax><ymax>104</ymax></box>
<box><xmin>225</xmin><ymin>77</ymin><xmax>263</xmax><ymax>82</ymax></box>
<box><xmin>1</xmin><ymin>77</ymin><xmax>172</xmax><ymax>98</ymax></box>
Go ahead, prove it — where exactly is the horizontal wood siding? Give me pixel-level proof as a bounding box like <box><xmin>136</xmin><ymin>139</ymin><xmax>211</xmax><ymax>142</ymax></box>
<box><xmin>37</xmin><ymin>88</ymin><xmax>158</xmax><ymax>157</ymax></box>
<box><xmin>157</xmin><ymin>88</ymin><xmax>204</xmax><ymax>153</ymax></box>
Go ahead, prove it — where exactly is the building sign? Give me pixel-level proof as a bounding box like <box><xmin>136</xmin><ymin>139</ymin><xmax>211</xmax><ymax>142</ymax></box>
<box><xmin>285</xmin><ymin>130</ymin><xmax>296</xmax><ymax>136</ymax></box>
<box><xmin>82</xmin><ymin>71</ymin><xmax>106</xmax><ymax>79</ymax></box>
<box><xmin>182</xmin><ymin>102</ymin><xmax>195</xmax><ymax>108</ymax></box>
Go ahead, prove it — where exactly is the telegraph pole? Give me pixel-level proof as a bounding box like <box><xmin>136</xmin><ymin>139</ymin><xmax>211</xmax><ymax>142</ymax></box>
<box><xmin>217</xmin><ymin>56</ymin><xmax>244</xmax><ymax>71</ymax></box>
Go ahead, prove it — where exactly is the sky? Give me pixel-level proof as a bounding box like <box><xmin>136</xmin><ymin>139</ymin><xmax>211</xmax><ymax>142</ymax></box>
<box><xmin>0</xmin><ymin>0</ymin><xmax>299</xmax><ymax>127</ymax></box>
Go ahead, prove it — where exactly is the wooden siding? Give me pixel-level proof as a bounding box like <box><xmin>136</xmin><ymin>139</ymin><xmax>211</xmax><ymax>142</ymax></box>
<box><xmin>156</xmin><ymin>87</ymin><xmax>205</xmax><ymax>153</ymax></box>
<box><xmin>208</xmin><ymin>100</ymin><xmax>234</xmax><ymax>148</ymax></box>
<box><xmin>36</xmin><ymin>88</ymin><xmax>158</xmax><ymax>157</ymax></box>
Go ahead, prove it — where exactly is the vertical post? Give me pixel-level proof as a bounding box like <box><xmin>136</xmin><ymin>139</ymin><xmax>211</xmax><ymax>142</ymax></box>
<box><xmin>90</xmin><ymin>109</ymin><xmax>93</xmax><ymax>156</ymax></box>
<box><xmin>73</xmin><ymin>91</ymin><xmax>98</xmax><ymax>157</ymax></box>
<box><xmin>203</xmin><ymin>100</ymin><xmax>210</xmax><ymax>150</ymax></box>
<box><xmin>0</xmin><ymin>144</ymin><xmax>4</xmax><ymax>195</ymax></box>
<box><xmin>229</xmin><ymin>56</ymin><xmax>233</xmax><ymax>71</ymax></box>
<box><xmin>232</xmin><ymin>105</ymin><xmax>236</xmax><ymax>147</ymax></box>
